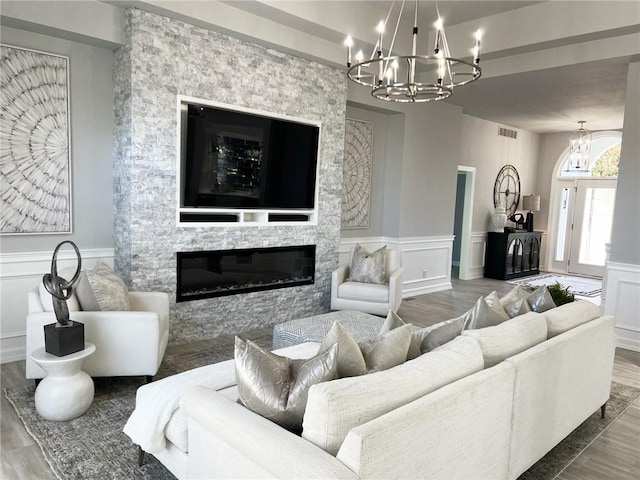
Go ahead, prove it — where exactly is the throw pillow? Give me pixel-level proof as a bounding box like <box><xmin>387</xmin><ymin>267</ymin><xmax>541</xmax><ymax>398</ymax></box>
<box><xmin>235</xmin><ymin>337</ymin><xmax>338</xmax><ymax>431</ymax></box>
<box><xmin>319</xmin><ymin>322</ymin><xmax>367</xmax><ymax>377</ymax></box>
<box><xmin>348</xmin><ymin>244</ymin><xmax>387</xmax><ymax>284</ymax></box>
<box><xmin>462</xmin><ymin>295</ymin><xmax>510</xmax><ymax>330</ymax></box>
<box><xmin>75</xmin><ymin>260</ymin><xmax>130</xmax><ymax>311</ymax></box>
<box><xmin>502</xmin><ymin>297</ymin><xmax>532</xmax><ymax>318</ymax></box>
<box><xmin>498</xmin><ymin>285</ymin><xmax>530</xmax><ymax>308</ymax></box>
<box><xmin>379</xmin><ymin>309</ymin><xmax>405</xmax><ymax>334</ymax></box>
<box><xmin>360</xmin><ymin>323</ymin><xmax>413</xmax><ymax>372</ymax></box>
<box><xmin>526</xmin><ymin>285</ymin><xmax>557</xmax><ymax>313</ymax></box>
<box><xmin>407</xmin><ymin>316</ymin><xmax>465</xmax><ymax>360</ymax></box>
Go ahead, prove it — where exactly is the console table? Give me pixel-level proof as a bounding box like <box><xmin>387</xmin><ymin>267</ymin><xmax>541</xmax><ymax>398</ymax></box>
<box><xmin>484</xmin><ymin>231</ymin><xmax>542</xmax><ymax>280</ymax></box>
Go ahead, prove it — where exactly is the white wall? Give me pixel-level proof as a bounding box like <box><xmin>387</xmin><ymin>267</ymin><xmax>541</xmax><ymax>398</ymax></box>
<box><xmin>0</xmin><ymin>26</ymin><xmax>115</xmax><ymax>362</ymax></box>
<box><xmin>604</xmin><ymin>61</ymin><xmax>640</xmax><ymax>351</ymax></box>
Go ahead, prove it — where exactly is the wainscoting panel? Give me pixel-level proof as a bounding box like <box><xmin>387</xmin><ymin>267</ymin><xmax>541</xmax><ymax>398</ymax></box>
<box><xmin>339</xmin><ymin>236</ymin><xmax>454</xmax><ymax>298</ymax></box>
<box><xmin>0</xmin><ymin>248</ymin><xmax>114</xmax><ymax>363</ymax></box>
<box><xmin>603</xmin><ymin>261</ymin><xmax>640</xmax><ymax>352</ymax></box>
<box><xmin>465</xmin><ymin>232</ymin><xmax>487</xmax><ymax>280</ymax></box>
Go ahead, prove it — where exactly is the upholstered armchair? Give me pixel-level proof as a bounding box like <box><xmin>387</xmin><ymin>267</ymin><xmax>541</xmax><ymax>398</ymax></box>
<box><xmin>26</xmin><ymin>287</ymin><xmax>170</xmax><ymax>382</ymax></box>
<box><xmin>331</xmin><ymin>245</ymin><xmax>403</xmax><ymax>316</ymax></box>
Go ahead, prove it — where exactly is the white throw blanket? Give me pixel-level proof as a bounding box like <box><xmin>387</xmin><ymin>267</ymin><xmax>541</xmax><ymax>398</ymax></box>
<box><xmin>123</xmin><ymin>342</ymin><xmax>321</xmax><ymax>453</ymax></box>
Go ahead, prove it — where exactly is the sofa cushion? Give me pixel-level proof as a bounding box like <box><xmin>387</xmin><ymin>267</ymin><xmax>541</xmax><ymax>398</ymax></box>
<box><xmin>407</xmin><ymin>316</ymin><xmax>465</xmax><ymax>360</ymax></box>
<box><xmin>337</xmin><ymin>281</ymin><xmax>389</xmax><ymax>303</ymax></box>
<box><xmin>235</xmin><ymin>337</ymin><xmax>338</xmax><ymax>431</ymax></box>
<box><xmin>544</xmin><ymin>300</ymin><xmax>600</xmax><ymax>338</ymax></box>
<box><xmin>526</xmin><ymin>285</ymin><xmax>557</xmax><ymax>313</ymax></box>
<box><xmin>75</xmin><ymin>260</ymin><xmax>130</xmax><ymax>311</ymax></box>
<box><xmin>462</xmin><ymin>294</ymin><xmax>509</xmax><ymax>330</ymax></box>
<box><xmin>302</xmin><ymin>335</ymin><xmax>484</xmax><ymax>455</ymax></box>
<box><xmin>348</xmin><ymin>244</ymin><xmax>387</xmax><ymax>284</ymax></box>
<box><xmin>462</xmin><ymin>312</ymin><xmax>548</xmax><ymax>368</ymax></box>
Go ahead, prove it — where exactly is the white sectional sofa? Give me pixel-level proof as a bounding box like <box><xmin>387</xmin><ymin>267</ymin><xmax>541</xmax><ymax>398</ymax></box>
<box><xmin>124</xmin><ymin>300</ymin><xmax>615</xmax><ymax>480</ymax></box>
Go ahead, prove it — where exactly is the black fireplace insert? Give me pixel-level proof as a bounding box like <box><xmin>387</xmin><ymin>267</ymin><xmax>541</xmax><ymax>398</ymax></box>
<box><xmin>177</xmin><ymin>245</ymin><xmax>315</xmax><ymax>302</ymax></box>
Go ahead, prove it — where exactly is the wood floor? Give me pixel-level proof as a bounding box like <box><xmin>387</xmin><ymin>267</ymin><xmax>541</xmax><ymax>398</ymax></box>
<box><xmin>2</xmin><ymin>275</ymin><xmax>639</xmax><ymax>479</ymax></box>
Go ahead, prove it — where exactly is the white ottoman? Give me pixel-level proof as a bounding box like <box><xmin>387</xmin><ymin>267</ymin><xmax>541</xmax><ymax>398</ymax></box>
<box><xmin>272</xmin><ymin>310</ymin><xmax>383</xmax><ymax>349</ymax></box>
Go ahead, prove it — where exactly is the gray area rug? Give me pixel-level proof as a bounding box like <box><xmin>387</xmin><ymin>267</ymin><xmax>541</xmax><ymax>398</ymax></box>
<box><xmin>5</xmin><ymin>329</ymin><xmax>638</xmax><ymax>480</ymax></box>
<box><xmin>508</xmin><ymin>273</ymin><xmax>602</xmax><ymax>297</ymax></box>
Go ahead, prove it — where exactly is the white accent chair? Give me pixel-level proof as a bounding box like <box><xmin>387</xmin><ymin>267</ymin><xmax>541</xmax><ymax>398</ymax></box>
<box><xmin>26</xmin><ymin>288</ymin><xmax>170</xmax><ymax>382</ymax></box>
<box><xmin>331</xmin><ymin>246</ymin><xmax>403</xmax><ymax>316</ymax></box>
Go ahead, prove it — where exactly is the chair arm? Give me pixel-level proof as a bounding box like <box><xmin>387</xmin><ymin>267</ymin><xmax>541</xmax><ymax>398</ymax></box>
<box><xmin>26</xmin><ymin>310</ymin><xmax>164</xmax><ymax>378</ymax></box>
<box><xmin>388</xmin><ymin>266</ymin><xmax>404</xmax><ymax>311</ymax></box>
<box><xmin>181</xmin><ymin>386</ymin><xmax>358</xmax><ymax>480</ymax></box>
<box><xmin>332</xmin><ymin>266</ymin><xmax>349</xmax><ymax>291</ymax></box>
<box><xmin>129</xmin><ymin>291</ymin><xmax>169</xmax><ymax>317</ymax></box>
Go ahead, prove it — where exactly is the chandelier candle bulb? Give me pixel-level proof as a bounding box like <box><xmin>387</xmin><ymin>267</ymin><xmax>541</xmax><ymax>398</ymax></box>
<box><xmin>474</xmin><ymin>30</ymin><xmax>482</xmax><ymax>64</ymax></box>
<box><xmin>434</xmin><ymin>18</ymin><xmax>443</xmax><ymax>53</ymax></box>
<box><xmin>344</xmin><ymin>36</ymin><xmax>353</xmax><ymax>67</ymax></box>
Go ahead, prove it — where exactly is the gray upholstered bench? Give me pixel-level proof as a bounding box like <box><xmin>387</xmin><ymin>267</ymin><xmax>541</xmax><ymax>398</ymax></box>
<box><xmin>272</xmin><ymin>310</ymin><xmax>384</xmax><ymax>349</ymax></box>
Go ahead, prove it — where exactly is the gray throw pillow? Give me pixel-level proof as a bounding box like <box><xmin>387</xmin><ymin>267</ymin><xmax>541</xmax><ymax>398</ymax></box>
<box><xmin>462</xmin><ymin>295</ymin><xmax>510</xmax><ymax>330</ymax></box>
<box><xmin>527</xmin><ymin>285</ymin><xmax>557</xmax><ymax>313</ymax></box>
<box><xmin>235</xmin><ymin>337</ymin><xmax>338</xmax><ymax>431</ymax></box>
<box><xmin>503</xmin><ymin>297</ymin><xmax>532</xmax><ymax>318</ymax></box>
<box><xmin>499</xmin><ymin>285</ymin><xmax>530</xmax><ymax>308</ymax></box>
<box><xmin>348</xmin><ymin>244</ymin><xmax>387</xmax><ymax>284</ymax></box>
<box><xmin>75</xmin><ymin>260</ymin><xmax>130</xmax><ymax>311</ymax></box>
<box><xmin>407</xmin><ymin>316</ymin><xmax>465</xmax><ymax>360</ymax></box>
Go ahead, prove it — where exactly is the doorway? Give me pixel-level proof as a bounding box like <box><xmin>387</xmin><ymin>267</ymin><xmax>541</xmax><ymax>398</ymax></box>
<box><xmin>548</xmin><ymin>132</ymin><xmax>620</xmax><ymax>278</ymax></box>
<box><xmin>452</xmin><ymin>166</ymin><xmax>475</xmax><ymax>280</ymax></box>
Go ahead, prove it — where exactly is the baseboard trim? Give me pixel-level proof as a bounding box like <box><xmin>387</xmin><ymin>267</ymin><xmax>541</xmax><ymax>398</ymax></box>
<box><xmin>403</xmin><ymin>282</ymin><xmax>452</xmax><ymax>297</ymax></box>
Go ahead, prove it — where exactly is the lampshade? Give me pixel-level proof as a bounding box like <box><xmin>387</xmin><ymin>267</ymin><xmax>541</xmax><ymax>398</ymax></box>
<box><xmin>522</xmin><ymin>195</ymin><xmax>540</xmax><ymax>212</ymax></box>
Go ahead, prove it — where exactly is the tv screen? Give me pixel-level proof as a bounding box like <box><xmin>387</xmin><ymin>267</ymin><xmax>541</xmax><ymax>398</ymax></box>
<box><xmin>182</xmin><ymin>103</ymin><xmax>319</xmax><ymax>210</ymax></box>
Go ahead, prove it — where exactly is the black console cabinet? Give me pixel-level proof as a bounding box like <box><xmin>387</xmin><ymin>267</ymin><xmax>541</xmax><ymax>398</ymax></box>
<box><xmin>485</xmin><ymin>231</ymin><xmax>542</xmax><ymax>280</ymax></box>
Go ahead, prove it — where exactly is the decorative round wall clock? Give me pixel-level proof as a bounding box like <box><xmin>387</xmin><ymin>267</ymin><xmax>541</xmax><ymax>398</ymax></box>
<box><xmin>493</xmin><ymin>164</ymin><xmax>521</xmax><ymax>217</ymax></box>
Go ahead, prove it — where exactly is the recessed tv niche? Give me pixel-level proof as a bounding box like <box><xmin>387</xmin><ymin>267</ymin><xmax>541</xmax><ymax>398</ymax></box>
<box><xmin>179</xmin><ymin>99</ymin><xmax>320</xmax><ymax>223</ymax></box>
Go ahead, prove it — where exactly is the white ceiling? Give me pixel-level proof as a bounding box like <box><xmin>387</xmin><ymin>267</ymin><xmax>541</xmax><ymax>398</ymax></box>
<box><xmin>212</xmin><ymin>0</ymin><xmax>635</xmax><ymax>134</ymax></box>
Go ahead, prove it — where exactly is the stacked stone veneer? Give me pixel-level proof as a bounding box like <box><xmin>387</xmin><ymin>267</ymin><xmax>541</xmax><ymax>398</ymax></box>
<box><xmin>113</xmin><ymin>9</ymin><xmax>347</xmax><ymax>344</ymax></box>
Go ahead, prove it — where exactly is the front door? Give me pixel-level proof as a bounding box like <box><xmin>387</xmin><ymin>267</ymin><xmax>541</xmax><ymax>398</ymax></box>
<box><xmin>568</xmin><ymin>179</ymin><xmax>616</xmax><ymax>277</ymax></box>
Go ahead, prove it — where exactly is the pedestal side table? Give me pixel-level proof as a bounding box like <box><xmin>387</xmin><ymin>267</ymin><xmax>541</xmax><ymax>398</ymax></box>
<box><xmin>31</xmin><ymin>343</ymin><xmax>96</xmax><ymax>421</ymax></box>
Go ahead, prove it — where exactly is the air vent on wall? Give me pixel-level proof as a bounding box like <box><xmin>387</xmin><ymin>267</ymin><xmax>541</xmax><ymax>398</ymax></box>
<box><xmin>498</xmin><ymin>127</ymin><xmax>518</xmax><ymax>139</ymax></box>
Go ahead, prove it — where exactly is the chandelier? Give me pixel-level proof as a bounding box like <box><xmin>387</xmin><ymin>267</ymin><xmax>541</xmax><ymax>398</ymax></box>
<box><xmin>568</xmin><ymin>121</ymin><xmax>592</xmax><ymax>171</ymax></box>
<box><xmin>344</xmin><ymin>1</ymin><xmax>482</xmax><ymax>103</ymax></box>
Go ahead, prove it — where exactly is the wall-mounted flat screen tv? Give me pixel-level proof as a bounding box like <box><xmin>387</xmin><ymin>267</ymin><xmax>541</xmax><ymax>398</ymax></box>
<box><xmin>181</xmin><ymin>102</ymin><xmax>319</xmax><ymax>210</ymax></box>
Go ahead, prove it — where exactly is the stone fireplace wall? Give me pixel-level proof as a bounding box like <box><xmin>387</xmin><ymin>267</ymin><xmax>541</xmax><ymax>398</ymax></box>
<box><xmin>113</xmin><ymin>9</ymin><xmax>346</xmax><ymax>344</ymax></box>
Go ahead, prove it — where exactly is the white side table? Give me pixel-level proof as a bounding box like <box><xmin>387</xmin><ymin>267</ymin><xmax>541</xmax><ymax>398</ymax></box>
<box><xmin>31</xmin><ymin>343</ymin><xmax>96</xmax><ymax>421</ymax></box>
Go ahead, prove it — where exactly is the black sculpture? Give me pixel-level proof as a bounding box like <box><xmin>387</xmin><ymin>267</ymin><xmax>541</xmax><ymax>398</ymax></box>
<box><xmin>42</xmin><ymin>241</ymin><xmax>84</xmax><ymax>356</ymax></box>
<box><xmin>43</xmin><ymin>241</ymin><xmax>82</xmax><ymax>325</ymax></box>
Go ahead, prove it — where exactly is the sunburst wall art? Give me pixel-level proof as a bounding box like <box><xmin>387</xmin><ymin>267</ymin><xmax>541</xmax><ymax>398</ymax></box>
<box><xmin>0</xmin><ymin>45</ymin><xmax>72</xmax><ymax>234</ymax></box>
<box><xmin>341</xmin><ymin>118</ymin><xmax>373</xmax><ymax>229</ymax></box>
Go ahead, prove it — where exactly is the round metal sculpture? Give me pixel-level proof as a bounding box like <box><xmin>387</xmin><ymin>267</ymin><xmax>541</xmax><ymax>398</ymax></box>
<box><xmin>43</xmin><ymin>241</ymin><xmax>82</xmax><ymax>326</ymax></box>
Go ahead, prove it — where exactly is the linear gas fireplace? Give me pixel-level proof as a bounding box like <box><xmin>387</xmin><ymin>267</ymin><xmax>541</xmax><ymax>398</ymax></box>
<box><xmin>177</xmin><ymin>245</ymin><xmax>316</xmax><ymax>302</ymax></box>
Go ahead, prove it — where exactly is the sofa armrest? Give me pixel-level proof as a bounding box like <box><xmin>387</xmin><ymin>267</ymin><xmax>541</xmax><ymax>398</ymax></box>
<box><xmin>181</xmin><ymin>386</ymin><xmax>358</xmax><ymax>480</ymax></box>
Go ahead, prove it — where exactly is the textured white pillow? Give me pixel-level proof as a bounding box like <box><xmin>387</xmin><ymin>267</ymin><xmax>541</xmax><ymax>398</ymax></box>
<box><xmin>38</xmin><ymin>266</ymin><xmax>81</xmax><ymax>312</ymax></box>
<box><xmin>462</xmin><ymin>312</ymin><xmax>548</xmax><ymax>367</ymax></box>
<box><xmin>75</xmin><ymin>260</ymin><xmax>130</xmax><ymax>311</ymax></box>
<box><xmin>499</xmin><ymin>285</ymin><xmax>530</xmax><ymax>307</ymax></box>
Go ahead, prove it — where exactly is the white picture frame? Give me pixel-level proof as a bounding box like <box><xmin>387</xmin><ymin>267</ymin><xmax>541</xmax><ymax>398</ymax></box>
<box><xmin>0</xmin><ymin>44</ymin><xmax>72</xmax><ymax>235</ymax></box>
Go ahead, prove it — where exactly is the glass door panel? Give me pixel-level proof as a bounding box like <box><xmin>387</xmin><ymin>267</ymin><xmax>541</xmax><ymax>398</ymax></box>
<box><xmin>569</xmin><ymin>179</ymin><xmax>616</xmax><ymax>277</ymax></box>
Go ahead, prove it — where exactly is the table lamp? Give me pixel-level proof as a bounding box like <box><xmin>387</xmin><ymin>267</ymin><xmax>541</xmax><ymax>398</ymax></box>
<box><xmin>523</xmin><ymin>194</ymin><xmax>540</xmax><ymax>232</ymax></box>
